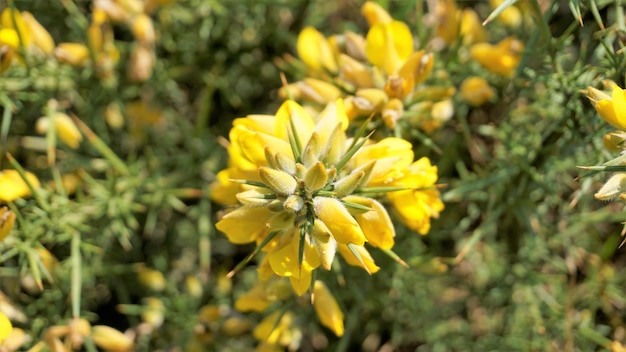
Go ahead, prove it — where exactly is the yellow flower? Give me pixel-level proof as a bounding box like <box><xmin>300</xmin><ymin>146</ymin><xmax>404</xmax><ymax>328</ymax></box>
<box><xmin>214</xmin><ymin>99</ymin><xmax>443</xmax><ymax>294</ymax></box>
<box><xmin>434</xmin><ymin>0</ymin><xmax>460</xmax><ymax>46</ymax></box>
<box><xmin>460</xmin><ymin>9</ymin><xmax>486</xmax><ymax>45</ymax></box>
<box><xmin>54</xmin><ymin>43</ymin><xmax>90</xmax><ymax>66</ymax></box>
<box><xmin>460</xmin><ymin>76</ymin><xmax>494</xmax><ymax>106</ymax></box>
<box><xmin>313</xmin><ymin>281</ymin><xmax>344</xmax><ymax>336</ymax></box>
<box><xmin>36</xmin><ymin>112</ymin><xmax>83</xmax><ymax>149</ymax></box>
<box><xmin>365</xmin><ymin>20</ymin><xmax>413</xmax><ymax>75</ymax></box>
<box><xmin>21</xmin><ymin>11</ymin><xmax>55</xmax><ymax>55</ymax></box>
<box><xmin>470</xmin><ymin>37</ymin><xmax>524</xmax><ymax>76</ymax></box>
<box><xmin>612</xmin><ymin>341</ymin><xmax>626</xmax><ymax>352</ymax></box>
<box><xmin>253</xmin><ymin>311</ymin><xmax>300</xmax><ymax>349</ymax></box>
<box><xmin>0</xmin><ymin>312</ymin><xmax>11</xmax><ymax>344</ymax></box>
<box><xmin>296</xmin><ymin>27</ymin><xmax>337</xmax><ymax>74</ymax></box>
<box><xmin>91</xmin><ymin>325</ymin><xmax>134</xmax><ymax>352</ymax></box>
<box><xmin>587</xmin><ymin>85</ymin><xmax>626</xmax><ymax>130</ymax></box>
<box><xmin>0</xmin><ymin>170</ymin><xmax>40</xmax><ymax>202</ymax></box>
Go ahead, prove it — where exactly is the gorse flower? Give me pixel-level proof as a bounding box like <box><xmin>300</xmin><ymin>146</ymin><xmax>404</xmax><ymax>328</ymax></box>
<box><xmin>587</xmin><ymin>85</ymin><xmax>626</xmax><ymax>130</ymax></box>
<box><xmin>0</xmin><ymin>170</ymin><xmax>40</xmax><ymax>202</ymax></box>
<box><xmin>470</xmin><ymin>37</ymin><xmax>524</xmax><ymax>76</ymax></box>
<box><xmin>279</xmin><ymin>1</ymin><xmax>453</xmax><ymax>132</ymax></box>
<box><xmin>213</xmin><ymin>99</ymin><xmax>443</xmax><ymax>297</ymax></box>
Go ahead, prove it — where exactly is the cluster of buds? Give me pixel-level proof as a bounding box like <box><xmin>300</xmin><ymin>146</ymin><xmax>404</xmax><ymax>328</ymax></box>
<box><xmin>53</xmin><ymin>0</ymin><xmax>165</xmax><ymax>81</ymax></box>
<box><xmin>278</xmin><ymin>1</ymin><xmax>453</xmax><ymax>131</ymax></box>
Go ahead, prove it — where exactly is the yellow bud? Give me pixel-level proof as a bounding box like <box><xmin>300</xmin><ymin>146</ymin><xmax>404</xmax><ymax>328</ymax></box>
<box><xmin>0</xmin><ymin>9</ymin><xmax>31</xmax><ymax>47</ymax></box>
<box><xmin>338</xmin><ymin>54</ymin><xmax>373</xmax><ymax>89</ymax></box>
<box><xmin>91</xmin><ymin>325</ymin><xmax>134</xmax><ymax>352</ymax></box>
<box><xmin>141</xmin><ymin>297</ymin><xmax>164</xmax><ymax>328</ymax></box>
<box><xmin>128</xmin><ymin>45</ymin><xmax>154</xmax><ymax>82</ymax></box>
<box><xmin>301</xmin><ymin>132</ymin><xmax>322</xmax><ymax>168</ymax></box>
<box><xmin>460</xmin><ymin>9</ymin><xmax>486</xmax><ymax>45</ymax></box>
<box><xmin>236</xmin><ymin>189</ymin><xmax>273</xmax><ymax>207</ymax></box>
<box><xmin>21</xmin><ymin>12</ymin><xmax>55</xmax><ymax>55</ymax></box>
<box><xmin>460</xmin><ymin>76</ymin><xmax>494</xmax><ymax>107</ymax></box>
<box><xmin>131</xmin><ymin>14</ymin><xmax>155</xmax><ymax>46</ymax></box>
<box><xmin>0</xmin><ymin>169</ymin><xmax>41</xmax><ymax>202</ymax></box>
<box><xmin>283</xmin><ymin>194</ymin><xmax>304</xmax><ymax>213</ymax></box>
<box><xmin>311</xmin><ymin>219</ymin><xmax>337</xmax><ymax>270</ymax></box>
<box><xmin>382</xmin><ymin>98</ymin><xmax>404</xmax><ymax>129</ymax></box>
<box><xmin>595</xmin><ymin>173</ymin><xmax>626</xmax><ymax>201</ymax></box>
<box><xmin>185</xmin><ymin>275</ymin><xmax>203</xmax><ymax>298</ymax></box>
<box><xmin>361</xmin><ymin>1</ymin><xmax>392</xmax><ymax>26</ymax></box>
<box><xmin>39</xmin><ymin>113</ymin><xmax>83</xmax><ymax>149</ymax></box>
<box><xmin>54</xmin><ymin>43</ymin><xmax>90</xmax><ymax>66</ymax></box>
<box><xmin>603</xmin><ymin>131</ymin><xmax>626</xmax><ymax>153</ymax></box>
<box><xmin>344</xmin><ymin>31</ymin><xmax>367</xmax><ymax>61</ymax></box>
<box><xmin>398</xmin><ymin>51</ymin><xmax>434</xmax><ymax>87</ymax></box>
<box><xmin>259</xmin><ymin>167</ymin><xmax>297</xmax><ymax>196</ymax></box>
<box><xmin>105</xmin><ymin>102</ymin><xmax>125</xmax><ymax>129</ymax></box>
<box><xmin>0</xmin><ymin>207</ymin><xmax>16</xmax><ymax>242</ymax></box>
<box><xmin>137</xmin><ymin>266</ymin><xmax>166</xmax><ymax>292</ymax></box>
<box><xmin>0</xmin><ymin>28</ymin><xmax>20</xmax><ymax>50</ymax></box>
<box><xmin>333</xmin><ymin>170</ymin><xmax>364</xmax><ymax>197</ymax></box>
<box><xmin>222</xmin><ymin>316</ymin><xmax>252</xmax><ymax>336</ymax></box>
<box><xmin>304</xmin><ymin>161</ymin><xmax>328</xmax><ymax>192</ymax></box>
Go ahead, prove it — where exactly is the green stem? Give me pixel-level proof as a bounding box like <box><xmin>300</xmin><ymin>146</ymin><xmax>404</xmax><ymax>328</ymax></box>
<box><xmin>71</xmin><ymin>231</ymin><xmax>81</xmax><ymax>319</ymax></box>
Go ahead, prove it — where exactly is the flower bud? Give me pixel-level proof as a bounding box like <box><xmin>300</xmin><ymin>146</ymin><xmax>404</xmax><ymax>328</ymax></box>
<box><xmin>128</xmin><ymin>45</ymin><xmax>154</xmax><ymax>82</ymax></box>
<box><xmin>603</xmin><ymin>131</ymin><xmax>626</xmax><ymax>153</ymax></box>
<box><xmin>304</xmin><ymin>161</ymin><xmax>328</xmax><ymax>192</ymax></box>
<box><xmin>382</xmin><ymin>98</ymin><xmax>404</xmax><ymax>129</ymax></box>
<box><xmin>361</xmin><ymin>1</ymin><xmax>392</xmax><ymax>26</ymax></box>
<box><xmin>0</xmin><ymin>169</ymin><xmax>41</xmax><ymax>202</ymax></box>
<box><xmin>105</xmin><ymin>102</ymin><xmax>125</xmax><ymax>129</ymax></box>
<box><xmin>259</xmin><ymin>167</ymin><xmax>297</xmax><ymax>196</ymax></box>
<box><xmin>21</xmin><ymin>12</ymin><xmax>55</xmax><ymax>55</ymax></box>
<box><xmin>36</xmin><ymin>113</ymin><xmax>83</xmax><ymax>149</ymax></box>
<box><xmin>0</xmin><ymin>9</ymin><xmax>31</xmax><ymax>46</ymax></box>
<box><xmin>460</xmin><ymin>76</ymin><xmax>494</xmax><ymax>107</ymax></box>
<box><xmin>344</xmin><ymin>32</ymin><xmax>367</xmax><ymax>61</ymax></box>
<box><xmin>91</xmin><ymin>325</ymin><xmax>134</xmax><ymax>352</ymax></box>
<box><xmin>222</xmin><ymin>316</ymin><xmax>252</xmax><ymax>336</ymax></box>
<box><xmin>595</xmin><ymin>173</ymin><xmax>626</xmax><ymax>201</ymax></box>
<box><xmin>131</xmin><ymin>14</ymin><xmax>155</xmax><ymax>46</ymax></box>
<box><xmin>54</xmin><ymin>43</ymin><xmax>90</xmax><ymax>66</ymax></box>
<box><xmin>141</xmin><ymin>297</ymin><xmax>164</xmax><ymax>328</ymax></box>
<box><xmin>185</xmin><ymin>275</ymin><xmax>203</xmax><ymax>298</ymax></box>
<box><xmin>338</xmin><ymin>54</ymin><xmax>373</xmax><ymax>89</ymax></box>
<box><xmin>137</xmin><ymin>266</ymin><xmax>166</xmax><ymax>292</ymax></box>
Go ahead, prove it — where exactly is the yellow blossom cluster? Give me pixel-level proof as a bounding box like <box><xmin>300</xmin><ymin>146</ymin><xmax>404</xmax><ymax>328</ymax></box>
<box><xmin>211</xmin><ymin>98</ymin><xmax>443</xmax><ymax>344</ymax></box>
<box><xmin>280</xmin><ymin>1</ymin><xmax>451</xmax><ymax>132</ymax></box>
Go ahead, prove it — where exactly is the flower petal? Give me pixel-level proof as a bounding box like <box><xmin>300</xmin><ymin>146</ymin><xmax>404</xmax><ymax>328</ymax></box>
<box><xmin>215</xmin><ymin>206</ymin><xmax>274</xmax><ymax>244</ymax></box>
<box><xmin>343</xmin><ymin>195</ymin><xmax>395</xmax><ymax>249</ymax></box>
<box><xmin>313</xmin><ymin>197</ymin><xmax>366</xmax><ymax>245</ymax></box>
<box><xmin>313</xmin><ymin>281</ymin><xmax>344</xmax><ymax>337</ymax></box>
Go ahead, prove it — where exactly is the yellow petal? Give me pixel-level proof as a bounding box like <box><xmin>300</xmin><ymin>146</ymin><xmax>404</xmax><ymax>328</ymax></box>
<box><xmin>343</xmin><ymin>196</ymin><xmax>395</xmax><ymax>249</ymax></box>
<box><xmin>0</xmin><ymin>312</ymin><xmax>12</xmax><ymax>344</ymax></box>
<box><xmin>611</xmin><ymin>85</ymin><xmax>626</xmax><ymax>129</ymax></box>
<box><xmin>311</xmin><ymin>219</ymin><xmax>337</xmax><ymax>270</ymax></box>
<box><xmin>0</xmin><ymin>169</ymin><xmax>40</xmax><ymax>202</ymax></box>
<box><xmin>366</xmin><ymin>21</ymin><xmax>413</xmax><ymax>75</ymax></box>
<box><xmin>313</xmin><ymin>281</ymin><xmax>344</xmax><ymax>336</ymax></box>
<box><xmin>0</xmin><ymin>9</ymin><xmax>31</xmax><ymax>47</ymax></box>
<box><xmin>235</xmin><ymin>284</ymin><xmax>271</xmax><ymax>312</ymax></box>
<box><xmin>21</xmin><ymin>12</ymin><xmax>55</xmax><ymax>55</ymax></box>
<box><xmin>337</xmin><ymin>244</ymin><xmax>379</xmax><ymax>274</ymax></box>
<box><xmin>289</xmin><ymin>264</ymin><xmax>312</xmax><ymax>296</ymax></box>
<box><xmin>596</xmin><ymin>100</ymin><xmax>621</xmax><ymax>129</ymax></box>
<box><xmin>253</xmin><ymin>311</ymin><xmax>293</xmax><ymax>345</ymax></box>
<box><xmin>216</xmin><ymin>206</ymin><xmax>274</xmax><ymax>244</ymax></box>
<box><xmin>92</xmin><ymin>325</ymin><xmax>134</xmax><ymax>352</ymax></box>
<box><xmin>460</xmin><ymin>76</ymin><xmax>494</xmax><ymax>107</ymax></box>
<box><xmin>353</xmin><ymin>137</ymin><xmax>413</xmax><ymax>184</ymax></box>
<box><xmin>54</xmin><ymin>43</ymin><xmax>90</xmax><ymax>66</ymax></box>
<box><xmin>275</xmin><ymin>100</ymin><xmax>316</xmax><ymax>146</ymax></box>
<box><xmin>0</xmin><ymin>207</ymin><xmax>16</xmax><ymax>242</ymax></box>
<box><xmin>361</xmin><ymin>1</ymin><xmax>392</xmax><ymax>26</ymax></box>
<box><xmin>259</xmin><ymin>167</ymin><xmax>297</xmax><ymax>196</ymax></box>
<box><xmin>296</xmin><ymin>27</ymin><xmax>337</xmax><ymax>73</ymax></box>
<box><xmin>0</xmin><ymin>28</ymin><xmax>20</xmax><ymax>50</ymax></box>
<box><xmin>313</xmin><ymin>197</ymin><xmax>366</xmax><ymax>245</ymax></box>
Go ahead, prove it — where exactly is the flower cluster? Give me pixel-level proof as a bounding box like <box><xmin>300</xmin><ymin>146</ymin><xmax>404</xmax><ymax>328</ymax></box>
<box><xmin>279</xmin><ymin>1</ymin><xmax>451</xmax><ymax>132</ymax></box>
<box><xmin>211</xmin><ymin>98</ymin><xmax>442</xmax><ymax>346</ymax></box>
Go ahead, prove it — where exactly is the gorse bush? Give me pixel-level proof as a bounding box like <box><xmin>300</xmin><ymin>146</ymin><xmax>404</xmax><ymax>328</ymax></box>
<box><xmin>0</xmin><ymin>0</ymin><xmax>625</xmax><ymax>351</ymax></box>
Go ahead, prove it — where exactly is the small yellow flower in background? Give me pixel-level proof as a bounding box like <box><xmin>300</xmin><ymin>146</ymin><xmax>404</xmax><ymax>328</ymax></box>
<box><xmin>587</xmin><ymin>85</ymin><xmax>626</xmax><ymax>130</ymax></box>
<box><xmin>471</xmin><ymin>37</ymin><xmax>524</xmax><ymax>76</ymax></box>
<box><xmin>0</xmin><ymin>170</ymin><xmax>40</xmax><ymax>202</ymax></box>
<box><xmin>612</xmin><ymin>341</ymin><xmax>626</xmax><ymax>352</ymax></box>
<box><xmin>490</xmin><ymin>0</ymin><xmax>523</xmax><ymax>28</ymax></box>
<box><xmin>433</xmin><ymin>0</ymin><xmax>460</xmax><ymax>46</ymax></box>
<box><xmin>253</xmin><ymin>311</ymin><xmax>301</xmax><ymax>350</ymax></box>
<box><xmin>365</xmin><ymin>19</ymin><xmax>413</xmax><ymax>76</ymax></box>
<box><xmin>137</xmin><ymin>265</ymin><xmax>166</xmax><ymax>292</ymax></box>
<box><xmin>0</xmin><ymin>311</ymin><xmax>12</xmax><ymax>344</ymax></box>
<box><xmin>36</xmin><ymin>112</ymin><xmax>83</xmax><ymax>149</ymax></box>
<box><xmin>0</xmin><ymin>8</ymin><xmax>53</xmax><ymax>72</ymax></box>
<box><xmin>141</xmin><ymin>297</ymin><xmax>165</xmax><ymax>328</ymax></box>
<box><xmin>54</xmin><ymin>43</ymin><xmax>90</xmax><ymax>66</ymax></box>
<box><xmin>0</xmin><ymin>9</ymin><xmax>32</xmax><ymax>47</ymax></box>
<box><xmin>460</xmin><ymin>76</ymin><xmax>495</xmax><ymax>106</ymax></box>
<box><xmin>459</xmin><ymin>9</ymin><xmax>486</xmax><ymax>45</ymax></box>
<box><xmin>20</xmin><ymin>12</ymin><xmax>55</xmax><ymax>55</ymax></box>
<box><xmin>91</xmin><ymin>325</ymin><xmax>134</xmax><ymax>352</ymax></box>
